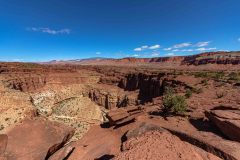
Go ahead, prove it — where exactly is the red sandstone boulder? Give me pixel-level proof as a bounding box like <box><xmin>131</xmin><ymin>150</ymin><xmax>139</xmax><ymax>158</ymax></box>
<box><xmin>205</xmin><ymin>109</ymin><xmax>240</xmax><ymax>142</ymax></box>
<box><xmin>106</xmin><ymin>106</ymin><xmax>143</xmax><ymax>126</ymax></box>
<box><xmin>66</xmin><ymin>125</ymin><xmax>121</xmax><ymax>160</ymax></box>
<box><xmin>48</xmin><ymin>145</ymin><xmax>75</xmax><ymax>160</ymax></box>
<box><xmin>4</xmin><ymin>118</ymin><xmax>74</xmax><ymax>160</ymax></box>
<box><xmin>125</xmin><ymin>122</ymin><xmax>166</xmax><ymax>141</ymax></box>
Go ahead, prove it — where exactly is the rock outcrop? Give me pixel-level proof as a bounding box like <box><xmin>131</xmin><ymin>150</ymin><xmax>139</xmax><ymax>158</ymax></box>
<box><xmin>118</xmin><ymin>73</ymin><xmax>191</xmax><ymax>103</ymax></box>
<box><xmin>205</xmin><ymin>109</ymin><xmax>240</xmax><ymax>142</ymax></box>
<box><xmin>115</xmin><ymin>130</ymin><xmax>221</xmax><ymax>160</ymax></box>
<box><xmin>48</xmin><ymin>145</ymin><xmax>75</xmax><ymax>160</ymax></box>
<box><xmin>62</xmin><ymin>125</ymin><xmax>121</xmax><ymax>160</ymax></box>
<box><xmin>106</xmin><ymin>106</ymin><xmax>144</xmax><ymax>126</ymax></box>
<box><xmin>88</xmin><ymin>84</ymin><xmax>138</xmax><ymax>109</ymax></box>
<box><xmin>124</xmin><ymin>122</ymin><xmax>166</xmax><ymax>141</ymax></box>
<box><xmin>3</xmin><ymin>118</ymin><xmax>74</xmax><ymax>160</ymax></box>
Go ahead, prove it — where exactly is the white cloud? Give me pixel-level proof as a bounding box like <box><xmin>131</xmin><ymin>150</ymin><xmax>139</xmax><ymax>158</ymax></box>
<box><xmin>134</xmin><ymin>44</ymin><xmax>160</xmax><ymax>51</ymax></box>
<box><xmin>164</xmin><ymin>48</ymin><xmax>172</xmax><ymax>51</ymax></box>
<box><xmin>134</xmin><ymin>48</ymin><xmax>142</xmax><ymax>51</ymax></box>
<box><xmin>171</xmin><ymin>49</ymin><xmax>194</xmax><ymax>52</ymax></box>
<box><xmin>141</xmin><ymin>45</ymin><xmax>148</xmax><ymax>49</ymax></box>
<box><xmin>238</xmin><ymin>38</ymin><xmax>240</xmax><ymax>42</ymax></box>
<box><xmin>132</xmin><ymin>54</ymin><xmax>140</xmax><ymax>57</ymax></box>
<box><xmin>196</xmin><ymin>47</ymin><xmax>217</xmax><ymax>51</ymax></box>
<box><xmin>165</xmin><ymin>53</ymin><xmax>175</xmax><ymax>56</ymax></box>
<box><xmin>172</xmin><ymin>49</ymin><xmax>180</xmax><ymax>52</ymax></box>
<box><xmin>151</xmin><ymin>52</ymin><xmax>160</xmax><ymax>57</ymax></box>
<box><xmin>173</xmin><ymin>42</ymin><xmax>192</xmax><ymax>48</ymax></box>
<box><xmin>217</xmin><ymin>49</ymin><xmax>230</xmax><ymax>52</ymax></box>
<box><xmin>149</xmin><ymin>44</ymin><xmax>161</xmax><ymax>50</ymax></box>
<box><xmin>195</xmin><ymin>41</ymin><xmax>210</xmax><ymax>47</ymax></box>
<box><xmin>181</xmin><ymin>49</ymin><xmax>194</xmax><ymax>52</ymax></box>
<box><xmin>96</xmin><ymin>52</ymin><xmax>101</xmax><ymax>55</ymax></box>
<box><xmin>27</xmin><ymin>27</ymin><xmax>71</xmax><ymax>35</ymax></box>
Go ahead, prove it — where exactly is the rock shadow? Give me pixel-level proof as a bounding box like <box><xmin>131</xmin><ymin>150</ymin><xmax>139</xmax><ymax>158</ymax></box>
<box><xmin>189</xmin><ymin>118</ymin><xmax>229</xmax><ymax>139</ymax></box>
<box><xmin>95</xmin><ymin>154</ymin><xmax>115</xmax><ymax>160</ymax></box>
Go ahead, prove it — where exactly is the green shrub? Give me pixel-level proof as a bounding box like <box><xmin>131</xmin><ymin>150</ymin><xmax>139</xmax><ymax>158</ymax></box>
<box><xmin>201</xmin><ymin>79</ymin><xmax>208</xmax><ymax>86</ymax></box>
<box><xmin>228</xmin><ymin>72</ymin><xmax>239</xmax><ymax>81</ymax></box>
<box><xmin>213</xmin><ymin>72</ymin><xmax>224</xmax><ymax>80</ymax></box>
<box><xmin>0</xmin><ymin>125</ymin><xmax>4</xmax><ymax>131</ymax></box>
<box><xmin>185</xmin><ymin>89</ymin><xmax>192</xmax><ymax>98</ymax></box>
<box><xmin>193</xmin><ymin>72</ymin><xmax>208</xmax><ymax>78</ymax></box>
<box><xmin>163</xmin><ymin>88</ymin><xmax>188</xmax><ymax>115</ymax></box>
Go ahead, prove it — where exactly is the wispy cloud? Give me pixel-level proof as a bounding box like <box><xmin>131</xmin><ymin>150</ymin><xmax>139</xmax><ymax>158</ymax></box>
<box><xmin>0</xmin><ymin>58</ymin><xmax>25</xmax><ymax>62</ymax></box>
<box><xmin>238</xmin><ymin>38</ymin><xmax>240</xmax><ymax>42</ymax></box>
<box><xmin>132</xmin><ymin>54</ymin><xmax>140</xmax><ymax>57</ymax></box>
<box><xmin>27</xmin><ymin>27</ymin><xmax>71</xmax><ymax>35</ymax></box>
<box><xmin>195</xmin><ymin>41</ymin><xmax>210</xmax><ymax>47</ymax></box>
<box><xmin>151</xmin><ymin>51</ymin><xmax>160</xmax><ymax>57</ymax></box>
<box><xmin>217</xmin><ymin>49</ymin><xmax>230</xmax><ymax>52</ymax></box>
<box><xmin>165</xmin><ymin>53</ymin><xmax>175</xmax><ymax>56</ymax></box>
<box><xmin>172</xmin><ymin>49</ymin><xmax>179</xmax><ymax>52</ymax></box>
<box><xmin>141</xmin><ymin>45</ymin><xmax>148</xmax><ymax>49</ymax></box>
<box><xmin>164</xmin><ymin>48</ymin><xmax>172</xmax><ymax>51</ymax></box>
<box><xmin>134</xmin><ymin>47</ymin><xmax>142</xmax><ymax>51</ymax></box>
<box><xmin>172</xmin><ymin>49</ymin><xmax>193</xmax><ymax>52</ymax></box>
<box><xmin>173</xmin><ymin>42</ymin><xmax>192</xmax><ymax>48</ymax></box>
<box><xmin>149</xmin><ymin>44</ymin><xmax>161</xmax><ymax>50</ymax></box>
<box><xmin>181</xmin><ymin>49</ymin><xmax>194</xmax><ymax>52</ymax></box>
<box><xmin>134</xmin><ymin>44</ymin><xmax>160</xmax><ymax>51</ymax></box>
<box><xmin>96</xmin><ymin>52</ymin><xmax>101</xmax><ymax>55</ymax></box>
<box><xmin>151</xmin><ymin>53</ymin><xmax>159</xmax><ymax>56</ymax></box>
<box><xmin>196</xmin><ymin>47</ymin><xmax>217</xmax><ymax>51</ymax></box>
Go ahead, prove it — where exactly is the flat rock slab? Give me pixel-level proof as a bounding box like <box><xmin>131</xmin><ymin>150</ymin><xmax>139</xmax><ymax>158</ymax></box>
<box><xmin>211</xmin><ymin>110</ymin><xmax>240</xmax><ymax>120</ymax></box>
<box><xmin>125</xmin><ymin>122</ymin><xmax>166</xmax><ymax>141</ymax></box>
<box><xmin>206</xmin><ymin>110</ymin><xmax>240</xmax><ymax>142</ymax></box>
<box><xmin>4</xmin><ymin>118</ymin><xmax>74</xmax><ymax>160</ymax></box>
<box><xmin>107</xmin><ymin>106</ymin><xmax>143</xmax><ymax>126</ymax></box>
<box><xmin>136</xmin><ymin>115</ymin><xmax>240</xmax><ymax>160</ymax></box>
<box><xmin>49</xmin><ymin>145</ymin><xmax>75</xmax><ymax>160</ymax></box>
<box><xmin>67</xmin><ymin>125</ymin><xmax>121</xmax><ymax>160</ymax></box>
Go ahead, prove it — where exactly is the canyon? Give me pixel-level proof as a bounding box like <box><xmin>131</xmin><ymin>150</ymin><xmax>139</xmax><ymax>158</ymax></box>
<box><xmin>0</xmin><ymin>52</ymin><xmax>240</xmax><ymax>160</ymax></box>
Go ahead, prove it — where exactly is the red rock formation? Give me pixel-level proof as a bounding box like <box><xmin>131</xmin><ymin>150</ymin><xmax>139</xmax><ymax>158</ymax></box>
<box><xmin>49</xmin><ymin>146</ymin><xmax>75</xmax><ymax>160</ymax></box>
<box><xmin>106</xmin><ymin>106</ymin><xmax>144</xmax><ymax>126</ymax></box>
<box><xmin>44</xmin><ymin>51</ymin><xmax>240</xmax><ymax>66</ymax></box>
<box><xmin>205</xmin><ymin>109</ymin><xmax>240</xmax><ymax>142</ymax></box>
<box><xmin>118</xmin><ymin>73</ymin><xmax>191</xmax><ymax>103</ymax></box>
<box><xmin>3</xmin><ymin>118</ymin><xmax>74</xmax><ymax>160</ymax></box>
<box><xmin>115</xmin><ymin>130</ymin><xmax>219</xmax><ymax>160</ymax></box>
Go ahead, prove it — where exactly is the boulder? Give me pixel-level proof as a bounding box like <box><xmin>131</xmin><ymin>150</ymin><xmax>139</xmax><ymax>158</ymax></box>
<box><xmin>125</xmin><ymin>122</ymin><xmax>166</xmax><ymax>141</ymax></box>
<box><xmin>205</xmin><ymin>110</ymin><xmax>240</xmax><ymax>142</ymax></box>
<box><xmin>49</xmin><ymin>145</ymin><xmax>75</xmax><ymax>160</ymax></box>
<box><xmin>106</xmin><ymin>106</ymin><xmax>143</xmax><ymax>126</ymax></box>
<box><xmin>116</xmin><ymin>131</ymin><xmax>207</xmax><ymax>160</ymax></box>
<box><xmin>4</xmin><ymin>118</ymin><xmax>74</xmax><ymax>160</ymax></box>
<box><xmin>65</xmin><ymin>125</ymin><xmax>121</xmax><ymax>160</ymax></box>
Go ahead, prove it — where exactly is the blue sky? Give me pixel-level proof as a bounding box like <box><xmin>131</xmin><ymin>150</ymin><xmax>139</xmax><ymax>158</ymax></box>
<box><xmin>0</xmin><ymin>0</ymin><xmax>240</xmax><ymax>62</ymax></box>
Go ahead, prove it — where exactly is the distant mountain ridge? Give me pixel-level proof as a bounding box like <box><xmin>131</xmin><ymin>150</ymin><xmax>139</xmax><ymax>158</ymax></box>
<box><xmin>47</xmin><ymin>51</ymin><xmax>240</xmax><ymax>65</ymax></box>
